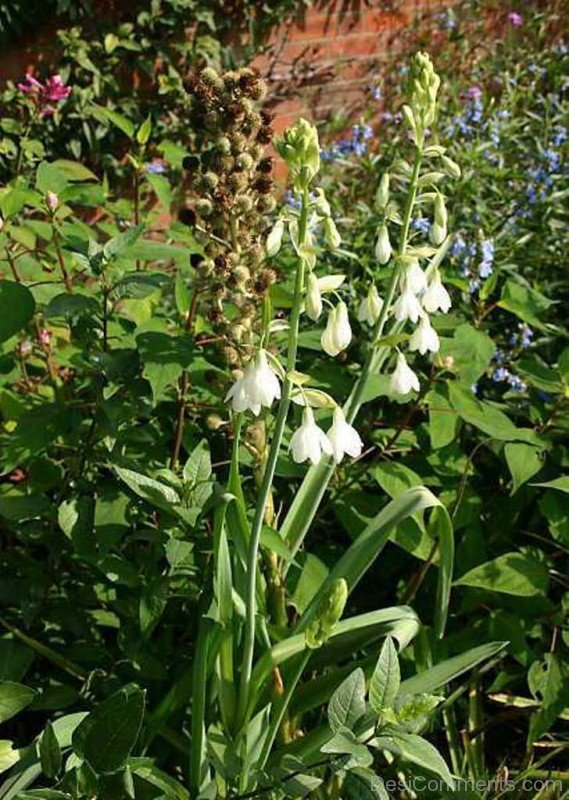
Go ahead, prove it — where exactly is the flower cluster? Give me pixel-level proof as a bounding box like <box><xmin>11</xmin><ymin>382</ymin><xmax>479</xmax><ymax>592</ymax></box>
<box><xmin>181</xmin><ymin>66</ymin><xmax>276</xmax><ymax>366</ymax></box>
<box><xmin>451</xmin><ymin>233</ymin><xmax>495</xmax><ymax>293</ymax></box>
<box><xmin>322</xmin><ymin>123</ymin><xmax>373</xmax><ymax>162</ymax></box>
<box><xmin>17</xmin><ymin>73</ymin><xmax>71</xmax><ymax>118</ymax></box>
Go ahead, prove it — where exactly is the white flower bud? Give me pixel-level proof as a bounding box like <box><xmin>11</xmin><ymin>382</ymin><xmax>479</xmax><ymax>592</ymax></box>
<box><xmin>321</xmin><ymin>301</ymin><xmax>352</xmax><ymax>357</ymax></box>
<box><xmin>441</xmin><ymin>154</ymin><xmax>461</xmax><ymax>178</ymax></box>
<box><xmin>375</xmin><ymin>224</ymin><xmax>392</xmax><ymax>265</ymax></box>
<box><xmin>434</xmin><ymin>193</ymin><xmax>448</xmax><ymax>228</ymax></box>
<box><xmin>429</xmin><ymin>221</ymin><xmax>447</xmax><ymax>246</ymax></box>
<box><xmin>46</xmin><ymin>192</ymin><xmax>59</xmax><ymax>212</ymax></box>
<box><xmin>324</xmin><ymin>217</ymin><xmax>342</xmax><ymax>249</ymax></box>
<box><xmin>267</xmin><ymin>219</ymin><xmax>284</xmax><ymax>257</ymax></box>
<box><xmin>357</xmin><ymin>284</ymin><xmax>383</xmax><ymax>326</ymax></box>
<box><xmin>305</xmin><ymin>272</ymin><xmax>323</xmax><ymax>321</ymax></box>
<box><xmin>375</xmin><ymin>172</ymin><xmax>390</xmax><ymax>209</ymax></box>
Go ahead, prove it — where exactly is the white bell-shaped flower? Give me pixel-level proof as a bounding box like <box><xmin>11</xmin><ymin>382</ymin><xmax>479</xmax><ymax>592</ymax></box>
<box><xmin>357</xmin><ymin>285</ymin><xmax>383</xmax><ymax>326</ymax></box>
<box><xmin>305</xmin><ymin>272</ymin><xmax>323</xmax><ymax>321</ymax></box>
<box><xmin>290</xmin><ymin>406</ymin><xmax>333</xmax><ymax>465</ymax></box>
<box><xmin>321</xmin><ymin>301</ymin><xmax>352</xmax><ymax>356</ymax></box>
<box><xmin>225</xmin><ymin>349</ymin><xmax>281</xmax><ymax>415</ymax></box>
<box><xmin>422</xmin><ymin>270</ymin><xmax>451</xmax><ymax>314</ymax></box>
<box><xmin>409</xmin><ymin>314</ymin><xmax>440</xmax><ymax>354</ymax></box>
<box><xmin>393</xmin><ymin>287</ymin><xmax>422</xmax><ymax>324</ymax></box>
<box><xmin>327</xmin><ymin>406</ymin><xmax>363</xmax><ymax>463</ymax></box>
<box><xmin>404</xmin><ymin>260</ymin><xmax>428</xmax><ymax>295</ymax></box>
<box><xmin>389</xmin><ymin>352</ymin><xmax>420</xmax><ymax>395</ymax></box>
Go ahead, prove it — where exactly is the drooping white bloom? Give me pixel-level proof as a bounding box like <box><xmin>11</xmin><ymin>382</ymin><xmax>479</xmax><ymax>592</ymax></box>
<box><xmin>327</xmin><ymin>407</ymin><xmax>363</xmax><ymax>463</ymax></box>
<box><xmin>422</xmin><ymin>270</ymin><xmax>452</xmax><ymax>314</ymax></box>
<box><xmin>404</xmin><ymin>260</ymin><xmax>428</xmax><ymax>295</ymax></box>
<box><xmin>290</xmin><ymin>406</ymin><xmax>333</xmax><ymax>465</ymax></box>
<box><xmin>225</xmin><ymin>349</ymin><xmax>281</xmax><ymax>415</ymax></box>
<box><xmin>389</xmin><ymin>352</ymin><xmax>420</xmax><ymax>395</ymax></box>
<box><xmin>375</xmin><ymin>224</ymin><xmax>392</xmax><ymax>265</ymax></box>
<box><xmin>305</xmin><ymin>272</ymin><xmax>323</xmax><ymax>320</ymax></box>
<box><xmin>409</xmin><ymin>314</ymin><xmax>440</xmax><ymax>354</ymax></box>
<box><xmin>393</xmin><ymin>287</ymin><xmax>422</xmax><ymax>324</ymax></box>
<box><xmin>321</xmin><ymin>301</ymin><xmax>352</xmax><ymax>356</ymax></box>
<box><xmin>357</xmin><ymin>285</ymin><xmax>384</xmax><ymax>326</ymax></box>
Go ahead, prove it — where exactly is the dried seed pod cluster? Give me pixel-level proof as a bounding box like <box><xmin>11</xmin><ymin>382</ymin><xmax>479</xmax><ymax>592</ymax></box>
<box><xmin>182</xmin><ymin>66</ymin><xmax>278</xmax><ymax>365</ymax></box>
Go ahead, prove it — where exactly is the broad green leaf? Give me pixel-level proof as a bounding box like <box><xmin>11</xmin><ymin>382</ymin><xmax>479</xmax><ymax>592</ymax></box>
<box><xmin>425</xmin><ymin>384</ymin><xmax>459</xmax><ymax>449</ymax></box>
<box><xmin>73</xmin><ymin>685</ymin><xmax>145</xmax><ymax>773</ymax></box>
<box><xmin>527</xmin><ymin>655</ymin><xmax>569</xmax><ymax>745</ymax></box>
<box><xmin>52</xmin><ymin>160</ymin><xmax>97</xmax><ymax>182</ymax></box>
<box><xmin>369</xmin><ymin>637</ymin><xmax>400</xmax><ymax>715</ymax></box>
<box><xmin>39</xmin><ymin>723</ymin><xmax>61</xmax><ymax>779</ymax></box>
<box><xmin>0</xmin><ymin>682</ymin><xmax>36</xmax><ymax>723</ymax></box>
<box><xmin>394</xmin><ymin>693</ymin><xmax>442</xmax><ymax>734</ymax></box>
<box><xmin>0</xmin><ymin>642</ymin><xmax>34</xmax><ymax>681</ymax></box>
<box><xmin>498</xmin><ymin>279</ymin><xmax>553</xmax><ymax>330</ymax></box>
<box><xmin>110</xmin><ymin>272</ymin><xmax>168</xmax><ymax>299</ymax></box>
<box><xmin>328</xmin><ymin>669</ymin><xmax>366</xmax><ymax>733</ymax></box>
<box><xmin>448</xmin><ymin>383</ymin><xmax>540</xmax><ymax>444</ymax></box>
<box><xmin>175</xmin><ymin>270</ymin><xmax>191</xmax><ymax>316</ymax></box>
<box><xmin>103</xmin><ymin>224</ymin><xmax>144</xmax><ymax>260</ymax></box>
<box><xmin>0</xmin><ymin>741</ymin><xmax>19</xmax><ymax>775</ymax></box>
<box><xmin>183</xmin><ymin>440</ymin><xmax>211</xmax><ymax>485</ymax></box>
<box><xmin>113</xmin><ymin>465</ymin><xmax>180</xmax><ymax>506</ymax></box>
<box><xmin>129</xmin><ymin>759</ymin><xmax>189</xmax><ymax>800</ymax></box>
<box><xmin>539</xmin><ymin>491</ymin><xmax>568</xmax><ymax>546</ymax></box>
<box><xmin>0</xmin><ymin>282</ymin><xmax>35</xmax><ymax>343</ymax></box>
<box><xmin>371</xmin><ymin>731</ymin><xmax>454</xmax><ymax>788</ymax></box>
<box><xmin>94</xmin><ymin>106</ymin><xmax>135</xmax><ymax>138</ymax></box>
<box><xmin>504</xmin><ymin>442</ymin><xmax>543</xmax><ymax>494</ymax></box>
<box><xmin>440</xmin><ymin>323</ymin><xmax>495</xmax><ymax>385</ymax></box>
<box><xmin>455</xmin><ymin>552</ymin><xmax>548</xmax><ymax>596</ymax></box>
<box><xmin>533</xmin><ymin>477</ymin><xmax>569</xmax><ymax>494</ymax></box>
<box><xmin>343</xmin><ymin>767</ymin><xmax>389</xmax><ymax>799</ymax></box>
<box><xmin>136</xmin><ymin>115</ymin><xmax>152</xmax><ymax>145</ymax></box>
<box><xmin>321</xmin><ymin>728</ymin><xmax>372</xmax><ymax>768</ymax></box>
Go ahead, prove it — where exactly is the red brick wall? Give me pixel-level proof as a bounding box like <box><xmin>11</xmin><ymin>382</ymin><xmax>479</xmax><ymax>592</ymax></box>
<box><xmin>255</xmin><ymin>0</ymin><xmax>451</xmax><ymax>134</ymax></box>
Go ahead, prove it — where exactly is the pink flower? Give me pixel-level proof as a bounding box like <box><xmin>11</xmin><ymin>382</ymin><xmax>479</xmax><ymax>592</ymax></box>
<box><xmin>467</xmin><ymin>85</ymin><xmax>482</xmax><ymax>100</ymax></box>
<box><xmin>43</xmin><ymin>75</ymin><xmax>72</xmax><ymax>102</ymax></box>
<box><xmin>17</xmin><ymin>75</ymin><xmax>43</xmax><ymax>94</ymax></box>
<box><xmin>17</xmin><ymin>73</ymin><xmax>71</xmax><ymax>116</ymax></box>
<box><xmin>508</xmin><ymin>11</ymin><xmax>523</xmax><ymax>25</ymax></box>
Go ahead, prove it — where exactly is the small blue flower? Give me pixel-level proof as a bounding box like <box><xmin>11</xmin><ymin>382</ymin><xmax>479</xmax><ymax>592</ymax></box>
<box><xmin>412</xmin><ymin>217</ymin><xmax>431</xmax><ymax>235</ymax></box>
<box><xmin>479</xmin><ymin>261</ymin><xmax>493</xmax><ymax>279</ymax></box>
<box><xmin>146</xmin><ymin>162</ymin><xmax>167</xmax><ymax>174</ymax></box>
<box><xmin>493</xmin><ymin>366</ymin><xmax>509</xmax><ymax>382</ymax></box>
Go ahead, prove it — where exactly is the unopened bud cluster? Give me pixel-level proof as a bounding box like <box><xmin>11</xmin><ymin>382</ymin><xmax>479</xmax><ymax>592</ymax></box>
<box><xmin>182</xmin><ymin>66</ymin><xmax>278</xmax><ymax>364</ymax></box>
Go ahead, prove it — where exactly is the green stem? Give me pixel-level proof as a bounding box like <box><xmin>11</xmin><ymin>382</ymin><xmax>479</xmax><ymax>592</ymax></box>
<box><xmin>258</xmin><ymin>650</ymin><xmax>311</xmax><ymax>771</ymax></box>
<box><xmin>236</xmin><ymin>184</ymin><xmax>310</xmax><ymax>730</ymax></box>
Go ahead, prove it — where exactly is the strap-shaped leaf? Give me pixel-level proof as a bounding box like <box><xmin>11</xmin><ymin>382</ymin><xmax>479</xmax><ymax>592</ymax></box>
<box><xmin>298</xmin><ymin>486</ymin><xmax>454</xmax><ymax>639</ymax></box>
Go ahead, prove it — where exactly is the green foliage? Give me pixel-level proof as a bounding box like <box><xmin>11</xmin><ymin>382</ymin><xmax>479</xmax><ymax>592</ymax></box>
<box><xmin>0</xmin><ymin>1</ymin><xmax>567</xmax><ymax>798</ymax></box>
